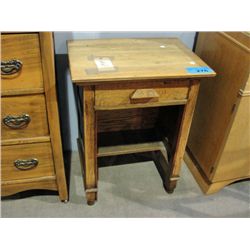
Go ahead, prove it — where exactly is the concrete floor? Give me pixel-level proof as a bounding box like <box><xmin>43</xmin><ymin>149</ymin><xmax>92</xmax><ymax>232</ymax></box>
<box><xmin>1</xmin><ymin>152</ymin><xmax>250</xmax><ymax>218</ymax></box>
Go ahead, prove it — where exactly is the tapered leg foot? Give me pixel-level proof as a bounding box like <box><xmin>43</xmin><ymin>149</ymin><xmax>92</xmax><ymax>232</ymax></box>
<box><xmin>87</xmin><ymin>200</ymin><xmax>96</xmax><ymax>206</ymax></box>
<box><xmin>86</xmin><ymin>191</ymin><xmax>97</xmax><ymax>206</ymax></box>
<box><xmin>163</xmin><ymin>180</ymin><xmax>177</xmax><ymax>194</ymax></box>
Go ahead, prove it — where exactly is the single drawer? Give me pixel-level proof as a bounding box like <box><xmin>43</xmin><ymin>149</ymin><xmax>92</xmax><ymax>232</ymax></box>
<box><xmin>1</xmin><ymin>142</ymin><xmax>55</xmax><ymax>181</ymax></box>
<box><xmin>1</xmin><ymin>34</ymin><xmax>44</xmax><ymax>96</ymax></box>
<box><xmin>95</xmin><ymin>81</ymin><xmax>189</xmax><ymax>110</ymax></box>
<box><xmin>2</xmin><ymin>94</ymin><xmax>49</xmax><ymax>141</ymax></box>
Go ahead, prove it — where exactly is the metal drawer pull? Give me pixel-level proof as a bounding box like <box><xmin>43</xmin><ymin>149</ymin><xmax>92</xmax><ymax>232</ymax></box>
<box><xmin>3</xmin><ymin>114</ymin><xmax>31</xmax><ymax>129</ymax></box>
<box><xmin>1</xmin><ymin>59</ymin><xmax>23</xmax><ymax>75</ymax></box>
<box><xmin>14</xmin><ymin>158</ymin><xmax>39</xmax><ymax>170</ymax></box>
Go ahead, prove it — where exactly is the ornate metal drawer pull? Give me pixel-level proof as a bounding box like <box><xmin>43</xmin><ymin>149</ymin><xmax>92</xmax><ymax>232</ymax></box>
<box><xmin>14</xmin><ymin>158</ymin><xmax>39</xmax><ymax>170</ymax></box>
<box><xmin>1</xmin><ymin>59</ymin><xmax>23</xmax><ymax>75</ymax></box>
<box><xmin>3</xmin><ymin>114</ymin><xmax>31</xmax><ymax>129</ymax></box>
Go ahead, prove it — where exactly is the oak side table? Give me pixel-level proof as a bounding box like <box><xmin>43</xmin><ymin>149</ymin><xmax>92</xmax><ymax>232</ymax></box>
<box><xmin>68</xmin><ymin>38</ymin><xmax>215</xmax><ymax>205</ymax></box>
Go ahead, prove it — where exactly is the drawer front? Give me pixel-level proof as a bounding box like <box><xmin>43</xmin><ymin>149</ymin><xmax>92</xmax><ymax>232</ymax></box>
<box><xmin>1</xmin><ymin>34</ymin><xmax>44</xmax><ymax>95</ymax></box>
<box><xmin>95</xmin><ymin>81</ymin><xmax>189</xmax><ymax>110</ymax></box>
<box><xmin>2</xmin><ymin>142</ymin><xmax>55</xmax><ymax>181</ymax></box>
<box><xmin>2</xmin><ymin>95</ymin><xmax>49</xmax><ymax>140</ymax></box>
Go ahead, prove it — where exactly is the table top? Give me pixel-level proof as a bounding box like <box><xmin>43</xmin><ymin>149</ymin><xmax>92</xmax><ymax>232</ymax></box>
<box><xmin>67</xmin><ymin>38</ymin><xmax>216</xmax><ymax>85</ymax></box>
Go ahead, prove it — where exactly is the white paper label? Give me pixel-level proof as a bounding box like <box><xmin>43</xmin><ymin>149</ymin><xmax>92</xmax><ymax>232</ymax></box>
<box><xmin>94</xmin><ymin>57</ymin><xmax>115</xmax><ymax>72</ymax></box>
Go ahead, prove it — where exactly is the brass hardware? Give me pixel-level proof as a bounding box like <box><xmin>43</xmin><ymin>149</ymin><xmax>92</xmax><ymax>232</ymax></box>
<box><xmin>3</xmin><ymin>114</ymin><xmax>31</xmax><ymax>129</ymax></box>
<box><xmin>14</xmin><ymin>158</ymin><xmax>38</xmax><ymax>170</ymax></box>
<box><xmin>1</xmin><ymin>59</ymin><xmax>23</xmax><ymax>75</ymax></box>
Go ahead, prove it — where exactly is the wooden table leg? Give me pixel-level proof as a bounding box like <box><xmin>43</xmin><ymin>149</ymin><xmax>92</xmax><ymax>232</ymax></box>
<box><xmin>164</xmin><ymin>80</ymin><xmax>200</xmax><ymax>193</ymax></box>
<box><xmin>83</xmin><ymin>86</ymin><xmax>98</xmax><ymax>205</ymax></box>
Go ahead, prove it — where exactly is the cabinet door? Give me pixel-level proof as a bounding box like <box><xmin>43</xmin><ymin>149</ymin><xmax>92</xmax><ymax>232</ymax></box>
<box><xmin>212</xmin><ymin>80</ymin><xmax>250</xmax><ymax>181</ymax></box>
<box><xmin>188</xmin><ymin>32</ymin><xmax>250</xmax><ymax>178</ymax></box>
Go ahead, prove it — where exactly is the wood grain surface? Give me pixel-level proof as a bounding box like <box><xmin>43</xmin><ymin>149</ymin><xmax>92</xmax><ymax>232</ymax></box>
<box><xmin>97</xmin><ymin>108</ymin><xmax>159</xmax><ymax>133</ymax></box>
<box><xmin>2</xmin><ymin>94</ymin><xmax>49</xmax><ymax>141</ymax></box>
<box><xmin>83</xmin><ymin>86</ymin><xmax>97</xmax><ymax>204</ymax></box>
<box><xmin>1</xmin><ymin>176</ymin><xmax>57</xmax><ymax>196</ymax></box>
<box><xmin>39</xmin><ymin>32</ymin><xmax>68</xmax><ymax>201</ymax></box>
<box><xmin>95</xmin><ymin>80</ymin><xmax>189</xmax><ymax>110</ymax></box>
<box><xmin>171</xmin><ymin>80</ymin><xmax>200</xmax><ymax>177</ymax></box>
<box><xmin>213</xmin><ymin>92</ymin><xmax>250</xmax><ymax>181</ymax></box>
<box><xmin>2</xmin><ymin>142</ymin><xmax>55</xmax><ymax>181</ymax></box>
<box><xmin>69</xmin><ymin>38</ymin><xmax>215</xmax><ymax>204</ymax></box>
<box><xmin>1</xmin><ymin>33</ymin><xmax>44</xmax><ymax>95</ymax></box>
<box><xmin>68</xmin><ymin>38</ymin><xmax>215</xmax><ymax>84</ymax></box>
<box><xmin>184</xmin><ymin>151</ymin><xmax>249</xmax><ymax>194</ymax></box>
<box><xmin>186</xmin><ymin>32</ymin><xmax>250</xmax><ymax>194</ymax></box>
<box><xmin>188</xmin><ymin>32</ymin><xmax>250</xmax><ymax>178</ymax></box>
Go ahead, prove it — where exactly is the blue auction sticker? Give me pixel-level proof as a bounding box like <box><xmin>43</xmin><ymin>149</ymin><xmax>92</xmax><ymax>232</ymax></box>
<box><xmin>186</xmin><ymin>66</ymin><xmax>213</xmax><ymax>74</ymax></box>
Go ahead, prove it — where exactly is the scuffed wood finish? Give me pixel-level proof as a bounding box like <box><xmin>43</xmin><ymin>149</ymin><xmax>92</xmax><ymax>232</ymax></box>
<box><xmin>1</xmin><ymin>94</ymin><xmax>49</xmax><ymax>141</ymax></box>
<box><xmin>83</xmin><ymin>86</ymin><xmax>97</xmax><ymax>205</ymax></box>
<box><xmin>95</xmin><ymin>80</ymin><xmax>189</xmax><ymax>110</ymax></box>
<box><xmin>2</xmin><ymin>142</ymin><xmax>55</xmax><ymax>181</ymax></box>
<box><xmin>165</xmin><ymin>80</ymin><xmax>200</xmax><ymax>192</ymax></box>
<box><xmin>1</xmin><ymin>34</ymin><xmax>44</xmax><ymax>96</ymax></box>
<box><xmin>186</xmin><ymin>32</ymin><xmax>250</xmax><ymax>194</ymax></box>
<box><xmin>68</xmin><ymin>38</ymin><xmax>215</xmax><ymax>84</ymax></box>
<box><xmin>39</xmin><ymin>32</ymin><xmax>68</xmax><ymax>202</ymax></box>
<box><xmin>68</xmin><ymin>38</ymin><xmax>215</xmax><ymax>205</ymax></box>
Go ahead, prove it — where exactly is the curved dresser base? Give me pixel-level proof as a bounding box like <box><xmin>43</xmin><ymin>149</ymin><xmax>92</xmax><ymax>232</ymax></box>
<box><xmin>1</xmin><ymin>176</ymin><xmax>58</xmax><ymax>197</ymax></box>
<box><xmin>184</xmin><ymin>152</ymin><xmax>250</xmax><ymax>195</ymax></box>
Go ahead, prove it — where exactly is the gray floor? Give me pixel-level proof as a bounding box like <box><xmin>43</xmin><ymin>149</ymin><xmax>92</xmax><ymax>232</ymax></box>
<box><xmin>1</xmin><ymin>152</ymin><xmax>250</xmax><ymax>218</ymax></box>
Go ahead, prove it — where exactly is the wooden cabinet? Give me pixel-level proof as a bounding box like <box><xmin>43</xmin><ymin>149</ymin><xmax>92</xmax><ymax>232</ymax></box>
<box><xmin>1</xmin><ymin>32</ymin><xmax>68</xmax><ymax>202</ymax></box>
<box><xmin>185</xmin><ymin>32</ymin><xmax>250</xmax><ymax>194</ymax></box>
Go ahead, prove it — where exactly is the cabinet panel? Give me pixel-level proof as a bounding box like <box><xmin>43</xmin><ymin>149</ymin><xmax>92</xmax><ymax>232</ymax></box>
<box><xmin>188</xmin><ymin>32</ymin><xmax>250</xmax><ymax>177</ymax></box>
<box><xmin>213</xmin><ymin>94</ymin><xmax>250</xmax><ymax>181</ymax></box>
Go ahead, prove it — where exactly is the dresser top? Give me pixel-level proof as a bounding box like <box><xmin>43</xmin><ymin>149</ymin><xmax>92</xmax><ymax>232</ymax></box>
<box><xmin>67</xmin><ymin>38</ymin><xmax>215</xmax><ymax>84</ymax></box>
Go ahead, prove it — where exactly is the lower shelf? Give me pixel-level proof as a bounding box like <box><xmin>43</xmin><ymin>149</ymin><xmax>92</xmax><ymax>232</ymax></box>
<box><xmin>97</xmin><ymin>129</ymin><xmax>170</xmax><ymax>162</ymax></box>
<box><xmin>97</xmin><ymin>141</ymin><xmax>167</xmax><ymax>158</ymax></box>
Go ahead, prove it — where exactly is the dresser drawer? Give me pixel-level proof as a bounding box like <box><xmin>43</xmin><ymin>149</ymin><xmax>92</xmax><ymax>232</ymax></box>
<box><xmin>2</xmin><ymin>94</ymin><xmax>49</xmax><ymax>141</ymax></box>
<box><xmin>2</xmin><ymin>142</ymin><xmax>55</xmax><ymax>181</ymax></box>
<box><xmin>95</xmin><ymin>81</ymin><xmax>189</xmax><ymax>110</ymax></box>
<box><xmin>1</xmin><ymin>34</ymin><xmax>44</xmax><ymax>95</ymax></box>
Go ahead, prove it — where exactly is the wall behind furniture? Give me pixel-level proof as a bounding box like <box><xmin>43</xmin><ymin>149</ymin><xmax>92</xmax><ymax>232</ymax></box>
<box><xmin>54</xmin><ymin>32</ymin><xmax>196</xmax><ymax>151</ymax></box>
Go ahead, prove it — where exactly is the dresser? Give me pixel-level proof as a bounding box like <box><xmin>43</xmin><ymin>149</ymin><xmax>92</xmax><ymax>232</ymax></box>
<box><xmin>185</xmin><ymin>32</ymin><xmax>250</xmax><ymax>194</ymax></box>
<box><xmin>1</xmin><ymin>32</ymin><xmax>68</xmax><ymax>202</ymax></box>
<box><xmin>68</xmin><ymin>38</ymin><xmax>215</xmax><ymax>205</ymax></box>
